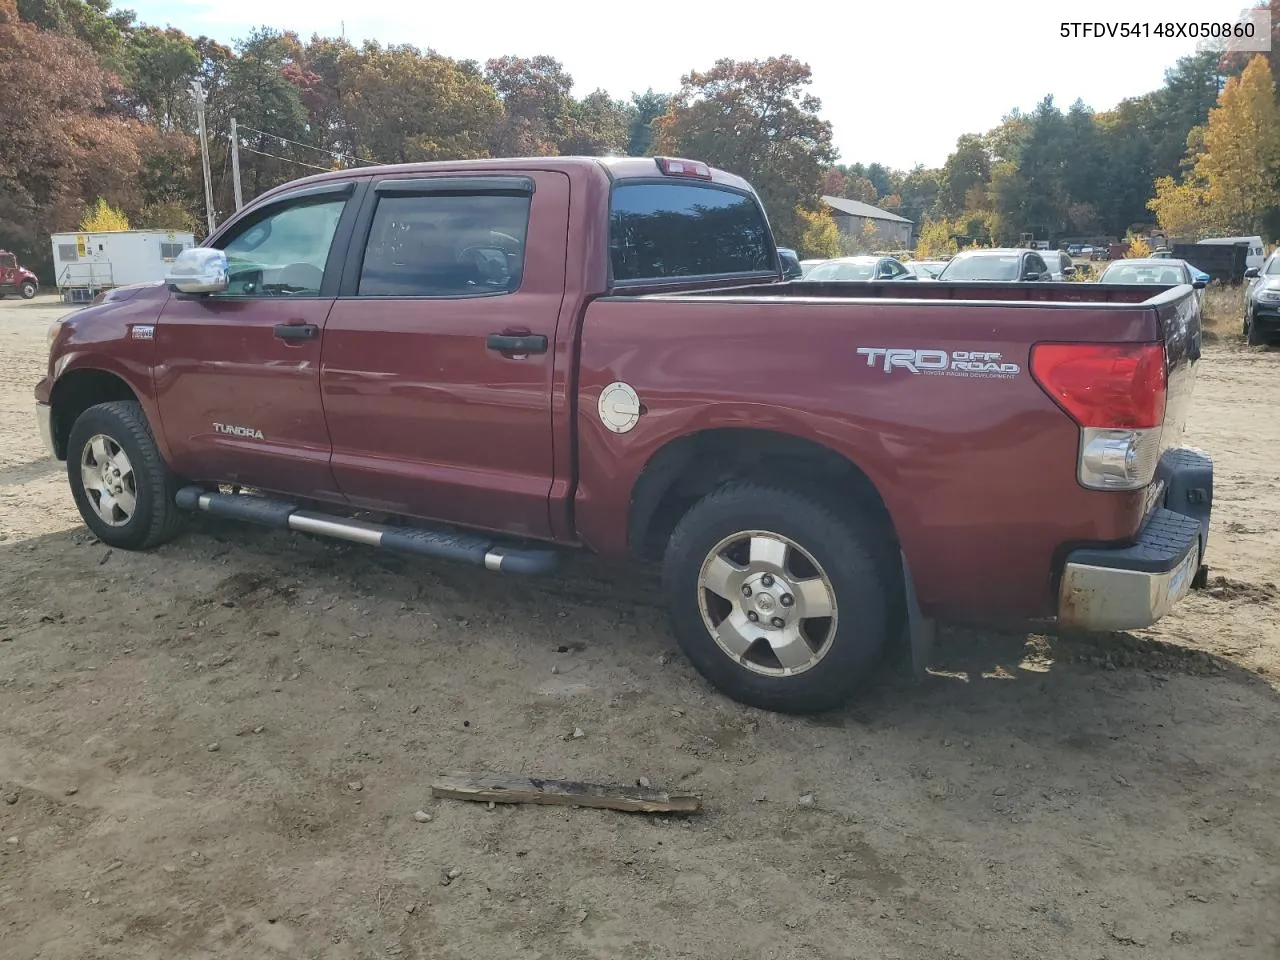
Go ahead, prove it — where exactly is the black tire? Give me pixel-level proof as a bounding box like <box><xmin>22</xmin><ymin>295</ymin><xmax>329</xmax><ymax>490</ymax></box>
<box><xmin>66</xmin><ymin>400</ymin><xmax>184</xmax><ymax>550</ymax></box>
<box><xmin>661</xmin><ymin>481</ymin><xmax>891</xmax><ymax>714</ymax></box>
<box><xmin>20</xmin><ymin>281</ymin><xmax>37</xmax><ymax>299</ymax></box>
<box><xmin>1247</xmin><ymin>316</ymin><xmax>1265</xmax><ymax>346</ymax></box>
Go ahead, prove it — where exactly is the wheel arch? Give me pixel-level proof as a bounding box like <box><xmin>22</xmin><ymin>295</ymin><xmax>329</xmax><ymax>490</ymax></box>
<box><xmin>49</xmin><ymin>368</ymin><xmax>142</xmax><ymax>461</ymax></box>
<box><xmin>627</xmin><ymin>427</ymin><xmax>898</xmax><ymax>562</ymax></box>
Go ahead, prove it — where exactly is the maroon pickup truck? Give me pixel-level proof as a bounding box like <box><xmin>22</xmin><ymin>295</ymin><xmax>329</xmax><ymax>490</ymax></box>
<box><xmin>35</xmin><ymin>156</ymin><xmax>1213</xmax><ymax>713</ymax></box>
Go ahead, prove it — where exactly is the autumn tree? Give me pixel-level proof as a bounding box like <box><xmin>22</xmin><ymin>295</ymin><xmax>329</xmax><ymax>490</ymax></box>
<box><xmin>0</xmin><ymin>0</ymin><xmax>150</xmax><ymax>273</ymax></box>
<box><xmin>796</xmin><ymin>206</ymin><xmax>840</xmax><ymax>259</ymax></box>
<box><xmin>343</xmin><ymin>43</ymin><xmax>502</xmax><ymax>164</ymax></box>
<box><xmin>559</xmin><ymin>89</ymin><xmax>630</xmax><ymax>155</ymax></box>
<box><xmin>938</xmin><ymin>134</ymin><xmax>990</xmax><ymax>217</ymax></box>
<box><xmin>915</xmin><ymin>218</ymin><xmax>958</xmax><ymax>258</ymax></box>
<box><xmin>485</xmin><ymin>55</ymin><xmax>575</xmax><ymax>156</ymax></box>
<box><xmin>125</xmin><ymin>26</ymin><xmax>200</xmax><ymax>130</ymax></box>
<box><xmin>81</xmin><ymin>197</ymin><xmax>129</xmax><ymax>231</ymax></box>
<box><xmin>626</xmin><ymin>89</ymin><xmax>668</xmax><ymax>156</ymax></box>
<box><xmin>652</xmin><ymin>55</ymin><xmax>835</xmax><ymax>247</ymax></box>
<box><xmin>1150</xmin><ymin>55</ymin><xmax>1280</xmax><ymax>237</ymax></box>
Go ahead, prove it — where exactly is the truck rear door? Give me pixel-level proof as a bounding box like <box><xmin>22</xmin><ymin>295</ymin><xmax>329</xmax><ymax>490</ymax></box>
<box><xmin>319</xmin><ymin>171</ymin><xmax>570</xmax><ymax>538</ymax></box>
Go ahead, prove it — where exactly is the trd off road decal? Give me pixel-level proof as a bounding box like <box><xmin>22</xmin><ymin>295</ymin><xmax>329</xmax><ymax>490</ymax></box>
<box><xmin>856</xmin><ymin>347</ymin><xmax>1020</xmax><ymax>379</ymax></box>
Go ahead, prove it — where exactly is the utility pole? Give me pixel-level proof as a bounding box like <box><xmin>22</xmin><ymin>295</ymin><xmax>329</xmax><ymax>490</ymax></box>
<box><xmin>229</xmin><ymin>117</ymin><xmax>244</xmax><ymax>212</ymax></box>
<box><xmin>190</xmin><ymin>80</ymin><xmax>217</xmax><ymax>236</ymax></box>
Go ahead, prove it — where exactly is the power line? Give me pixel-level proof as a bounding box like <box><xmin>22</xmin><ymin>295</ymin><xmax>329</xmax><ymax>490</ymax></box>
<box><xmin>238</xmin><ymin>145</ymin><xmax>336</xmax><ymax>172</ymax></box>
<box><xmin>235</xmin><ymin>123</ymin><xmax>379</xmax><ymax>167</ymax></box>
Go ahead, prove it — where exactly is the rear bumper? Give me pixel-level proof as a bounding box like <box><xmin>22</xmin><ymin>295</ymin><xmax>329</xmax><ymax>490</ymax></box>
<box><xmin>1057</xmin><ymin>448</ymin><xmax>1212</xmax><ymax>631</ymax></box>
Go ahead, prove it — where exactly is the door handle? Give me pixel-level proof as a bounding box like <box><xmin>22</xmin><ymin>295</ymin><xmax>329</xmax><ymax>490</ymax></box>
<box><xmin>274</xmin><ymin>322</ymin><xmax>319</xmax><ymax>341</ymax></box>
<box><xmin>486</xmin><ymin>333</ymin><xmax>548</xmax><ymax>355</ymax></box>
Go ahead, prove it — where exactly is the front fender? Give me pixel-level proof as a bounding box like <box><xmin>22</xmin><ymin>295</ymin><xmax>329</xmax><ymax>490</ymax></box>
<box><xmin>46</xmin><ymin>295</ymin><xmax>170</xmax><ymax>463</ymax></box>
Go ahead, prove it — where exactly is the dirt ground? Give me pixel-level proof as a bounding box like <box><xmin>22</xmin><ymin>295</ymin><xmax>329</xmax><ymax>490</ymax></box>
<box><xmin>1</xmin><ymin>294</ymin><xmax>1277</xmax><ymax>960</ymax></box>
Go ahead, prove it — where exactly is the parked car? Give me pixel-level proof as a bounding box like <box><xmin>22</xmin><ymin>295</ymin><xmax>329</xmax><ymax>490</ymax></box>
<box><xmin>1244</xmin><ymin>251</ymin><xmax>1280</xmax><ymax>344</ymax></box>
<box><xmin>1066</xmin><ymin>244</ymin><xmax>1083</xmax><ymax>256</ymax></box>
<box><xmin>1040</xmin><ymin>250</ymin><xmax>1076</xmax><ymax>281</ymax></box>
<box><xmin>35</xmin><ymin>155</ymin><xmax>1213</xmax><ymax>714</ymax></box>
<box><xmin>935</xmin><ymin>248</ymin><xmax>1051</xmax><ymax>281</ymax></box>
<box><xmin>804</xmin><ymin>255</ymin><xmax>916</xmax><ymax>282</ymax></box>
<box><xmin>0</xmin><ymin>249</ymin><xmax>39</xmax><ymax>299</ymax></box>
<box><xmin>904</xmin><ymin>260</ymin><xmax>947</xmax><ymax>279</ymax></box>
<box><xmin>1097</xmin><ymin>258</ymin><xmax>1208</xmax><ymax>309</ymax></box>
<box><xmin>777</xmin><ymin>247</ymin><xmax>803</xmax><ymax>280</ymax></box>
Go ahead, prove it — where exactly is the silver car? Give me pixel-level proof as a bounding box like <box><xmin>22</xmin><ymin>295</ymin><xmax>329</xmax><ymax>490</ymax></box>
<box><xmin>1244</xmin><ymin>252</ymin><xmax>1280</xmax><ymax>344</ymax></box>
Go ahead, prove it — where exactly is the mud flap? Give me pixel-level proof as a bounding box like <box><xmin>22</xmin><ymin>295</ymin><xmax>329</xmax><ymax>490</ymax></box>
<box><xmin>901</xmin><ymin>551</ymin><xmax>935</xmax><ymax>679</ymax></box>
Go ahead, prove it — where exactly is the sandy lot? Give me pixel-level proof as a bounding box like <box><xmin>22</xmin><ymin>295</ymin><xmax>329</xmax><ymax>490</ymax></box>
<box><xmin>1</xmin><ymin>295</ymin><xmax>1277</xmax><ymax>960</ymax></box>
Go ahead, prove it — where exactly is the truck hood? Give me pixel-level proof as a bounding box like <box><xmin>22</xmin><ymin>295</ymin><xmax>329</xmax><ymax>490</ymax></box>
<box><xmin>99</xmin><ymin>280</ymin><xmax>167</xmax><ymax>304</ymax></box>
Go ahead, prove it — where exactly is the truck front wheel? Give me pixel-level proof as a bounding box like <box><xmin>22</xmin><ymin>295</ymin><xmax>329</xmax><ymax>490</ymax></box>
<box><xmin>20</xmin><ymin>280</ymin><xmax>37</xmax><ymax>299</ymax></box>
<box><xmin>662</xmin><ymin>482</ymin><xmax>890</xmax><ymax>713</ymax></box>
<box><xmin>66</xmin><ymin>400</ymin><xmax>184</xmax><ymax>550</ymax></box>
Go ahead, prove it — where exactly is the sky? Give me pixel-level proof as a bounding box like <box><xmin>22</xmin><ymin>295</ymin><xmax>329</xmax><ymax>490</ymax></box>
<box><xmin>127</xmin><ymin>0</ymin><xmax>1262</xmax><ymax>170</ymax></box>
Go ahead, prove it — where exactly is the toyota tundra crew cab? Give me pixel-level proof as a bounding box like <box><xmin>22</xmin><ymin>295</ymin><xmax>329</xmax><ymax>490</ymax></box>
<box><xmin>35</xmin><ymin>156</ymin><xmax>1213</xmax><ymax>713</ymax></box>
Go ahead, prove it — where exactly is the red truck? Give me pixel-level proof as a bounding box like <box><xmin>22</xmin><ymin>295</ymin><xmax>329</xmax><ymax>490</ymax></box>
<box><xmin>0</xmin><ymin>249</ymin><xmax>39</xmax><ymax>299</ymax></box>
<box><xmin>34</xmin><ymin>156</ymin><xmax>1212</xmax><ymax>713</ymax></box>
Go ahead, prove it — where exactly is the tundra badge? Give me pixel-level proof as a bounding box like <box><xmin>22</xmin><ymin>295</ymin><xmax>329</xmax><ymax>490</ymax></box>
<box><xmin>213</xmin><ymin>422</ymin><xmax>265</xmax><ymax>440</ymax></box>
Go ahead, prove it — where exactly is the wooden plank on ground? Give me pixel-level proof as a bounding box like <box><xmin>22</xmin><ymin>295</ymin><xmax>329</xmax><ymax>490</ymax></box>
<box><xmin>430</xmin><ymin>774</ymin><xmax>702</xmax><ymax>814</ymax></box>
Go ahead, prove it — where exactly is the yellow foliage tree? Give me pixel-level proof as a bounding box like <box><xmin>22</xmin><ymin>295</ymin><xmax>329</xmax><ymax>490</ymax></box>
<box><xmin>915</xmin><ymin>219</ymin><xmax>958</xmax><ymax>259</ymax></box>
<box><xmin>1148</xmin><ymin>175</ymin><xmax>1211</xmax><ymax>238</ymax></box>
<box><xmin>796</xmin><ymin>205</ymin><xmax>840</xmax><ymax>259</ymax></box>
<box><xmin>1149</xmin><ymin>55</ymin><xmax>1280</xmax><ymax>237</ymax></box>
<box><xmin>80</xmin><ymin>198</ymin><xmax>130</xmax><ymax>232</ymax></box>
<box><xmin>1125</xmin><ymin>235</ymin><xmax>1152</xmax><ymax>258</ymax></box>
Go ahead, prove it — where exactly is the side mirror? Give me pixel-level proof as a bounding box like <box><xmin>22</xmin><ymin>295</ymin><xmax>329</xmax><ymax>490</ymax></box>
<box><xmin>1244</xmin><ymin>267</ymin><xmax>1260</xmax><ymax>279</ymax></box>
<box><xmin>1062</xmin><ymin>265</ymin><xmax>1076</xmax><ymax>276</ymax></box>
<box><xmin>1192</xmin><ymin>279</ymin><xmax>1207</xmax><ymax>289</ymax></box>
<box><xmin>166</xmin><ymin>248</ymin><xmax>229</xmax><ymax>295</ymax></box>
<box><xmin>1022</xmin><ymin>270</ymin><xmax>1042</xmax><ymax>281</ymax></box>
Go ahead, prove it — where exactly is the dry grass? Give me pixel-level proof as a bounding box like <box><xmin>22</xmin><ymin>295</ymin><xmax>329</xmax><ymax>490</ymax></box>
<box><xmin>1202</xmin><ymin>284</ymin><xmax>1246</xmax><ymax>339</ymax></box>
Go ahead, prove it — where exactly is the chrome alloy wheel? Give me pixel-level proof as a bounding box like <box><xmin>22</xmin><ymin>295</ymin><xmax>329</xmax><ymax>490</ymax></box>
<box><xmin>696</xmin><ymin>530</ymin><xmax>838</xmax><ymax>677</ymax></box>
<box><xmin>80</xmin><ymin>434</ymin><xmax>137</xmax><ymax>526</ymax></box>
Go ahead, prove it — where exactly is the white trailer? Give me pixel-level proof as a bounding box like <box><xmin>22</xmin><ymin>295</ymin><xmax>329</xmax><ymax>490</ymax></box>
<box><xmin>51</xmin><ymin>229</ymin><xmax>197</xmax><ymax>304</ymax></box>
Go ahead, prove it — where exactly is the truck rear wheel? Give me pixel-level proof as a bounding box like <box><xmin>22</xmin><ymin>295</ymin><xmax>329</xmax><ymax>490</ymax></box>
<box><xmin>661</xmin><ymin>482</ymin><xmax>890</xmax><ymax>713</ymax></box>
<box><xmin>66</xmin><ymin>400</ymin><xmax>184</xmax><ymax>550</ymax></box>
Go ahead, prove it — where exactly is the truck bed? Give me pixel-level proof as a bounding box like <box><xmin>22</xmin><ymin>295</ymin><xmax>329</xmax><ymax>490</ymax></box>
<box><xmin>671</xmin><ymin>279</ymin><xmax>1186</xmax><ymax>306</ymax></box>
<box><xmin>574</xmin><ymin>281</ymin><xmax>1202</xmax><ymax>626</ymax></box>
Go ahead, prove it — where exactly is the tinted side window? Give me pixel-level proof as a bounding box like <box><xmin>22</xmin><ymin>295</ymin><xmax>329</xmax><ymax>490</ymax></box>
<box><xmin>1026</xmin><ymin>254</ymin><xmax>1047</xmax><ymax>274</ymax></box>
<box><xmin>358</xmin><ymin>193</ymin><xmax>530</xmax><ymax>297</ymax></box>
<box><xmin>610</xmin><ymin>182</ymin><xmax>772</xmax><ymax>282</ymax></box>
<box><xmin>217</xmin><ymin>198</ymin><xmax>347</xmax><ymax>297</ymax></box>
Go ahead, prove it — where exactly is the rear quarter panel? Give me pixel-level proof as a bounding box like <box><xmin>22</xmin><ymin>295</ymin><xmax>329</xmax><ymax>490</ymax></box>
<box><xmin>575</xmin><ymin>294</ymin><xmax>1159</xmax><ymax>624</ymax></box>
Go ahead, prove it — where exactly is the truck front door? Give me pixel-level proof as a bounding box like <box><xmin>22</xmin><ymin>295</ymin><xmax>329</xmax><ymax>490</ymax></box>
<box><xmin>320</xmin><ymin>172</ymin><xmax>569</xmax><ymax>538</ymax></box>
<box><xmin>153</xmin><ymin>181</ymin><xmax>361</xmax><ymax>500</ymax></box>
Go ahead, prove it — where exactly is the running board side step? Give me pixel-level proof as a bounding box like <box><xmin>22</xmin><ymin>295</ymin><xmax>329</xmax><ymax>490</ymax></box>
<box><xmin>175</xmin><ymin>486</ymin><xmax>561</xmax><ymax>575</ymax></box>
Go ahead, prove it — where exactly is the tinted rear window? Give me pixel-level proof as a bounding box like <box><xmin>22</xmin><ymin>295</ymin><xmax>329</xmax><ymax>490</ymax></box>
<box><xmin>609</xmin><ymin>182</ymin><xmax>773</xmax><ymax>283</ymax></box>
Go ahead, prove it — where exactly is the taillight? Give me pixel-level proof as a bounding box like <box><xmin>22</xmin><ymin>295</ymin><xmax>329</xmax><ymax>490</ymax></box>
<box><xmin>654</xmin><ymin>156</ymin><xmax>713</xmax><ymax>180</ymax></box>
<box><xmin>1030</xmin><ymin>342</ymin><xmax>1167</xmax><ymax>491</ymax></box>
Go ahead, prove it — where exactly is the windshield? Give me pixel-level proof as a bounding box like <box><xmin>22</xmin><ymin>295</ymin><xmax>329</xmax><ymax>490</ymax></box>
<box><xmin>1101</xmin><ymin>264</ymin><xmax>1186</xmax><ymax>284</ymax></box>
<box><xmin>1265</xmin><ymin>257</ymin><xmax>1280</xmax><ymax>276</ymax></box>
<box><xmin>939</xmin><ymin>254</ymin><xmax>1020</xmax><ymax>281</ymax></box>
<box><xmin>806</xmin><ymin>260</ymin><xmax>876</xmax><ymax>281</ymax></box>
